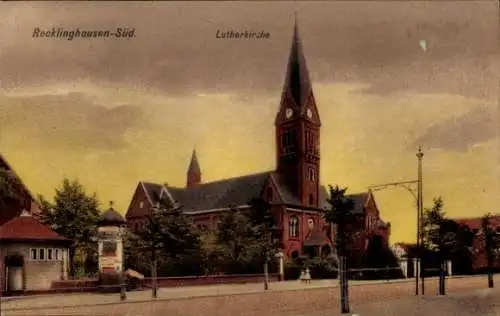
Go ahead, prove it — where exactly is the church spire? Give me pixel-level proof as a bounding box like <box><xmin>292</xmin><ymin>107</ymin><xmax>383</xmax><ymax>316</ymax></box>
<box><xmin>282</xmin><ymin>15</ymin><xmax>312</xmax><ymax>109</ymax></box>
<box><xmin>186</xmin><ymin>148</ymin><xmax>202</xmax><ymax>188</ymax></box>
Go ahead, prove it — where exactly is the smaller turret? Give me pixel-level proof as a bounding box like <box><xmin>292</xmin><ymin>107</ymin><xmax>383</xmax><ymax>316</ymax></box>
<box><xmin>186</xmin><ymin>148</ymin><xmax>202</xmax><ymax>188</ymax></box>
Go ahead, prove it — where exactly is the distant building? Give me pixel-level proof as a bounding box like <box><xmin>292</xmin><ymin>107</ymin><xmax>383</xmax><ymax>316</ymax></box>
<box><xmin>454</xmin><ymin>215</ymin><xmax>500</xmax><ymax>270</ymax></box>
<box><xmin>125</xmin><ymin>21</ymin><xmax>391</xmax><ymax>263</ymax></box>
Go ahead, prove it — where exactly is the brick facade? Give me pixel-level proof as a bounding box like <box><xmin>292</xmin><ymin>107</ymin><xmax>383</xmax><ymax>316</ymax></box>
<box><xmin>125</xmin><ymin>21</ymin><xmax>391</xmax><ymax>262</ymax></box>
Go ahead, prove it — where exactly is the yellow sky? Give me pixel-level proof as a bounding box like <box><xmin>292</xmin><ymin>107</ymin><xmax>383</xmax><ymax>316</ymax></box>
<box><xmin>1</xmin><ymin>82</ymin><xmax>498</xmax><ymax>244</ymax></box>
<box><xmin>0</xmin><ymin>2</ymin><xmax>498</xmax><ymax>244</ymax></box>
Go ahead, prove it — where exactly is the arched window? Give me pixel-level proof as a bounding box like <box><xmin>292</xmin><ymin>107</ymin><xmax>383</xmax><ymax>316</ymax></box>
<box><xmin>289</xmin><ymin>216</ymin><xmax>299</xmax><ymax>238</ymax></box>
<box><xmin>309</xmin><ymin>194</ymin><xmax>314</xmax><ymax>205</ymax></box>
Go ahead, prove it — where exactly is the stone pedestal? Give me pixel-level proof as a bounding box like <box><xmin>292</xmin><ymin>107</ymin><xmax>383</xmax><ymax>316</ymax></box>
<box><xmin>276</xmin><ymin>252</ymin><xmax>284</xmax><ymax>281</ymax></box>
<box><xmin>446</xmin><ymin>260</ymin><xmax>452</xmax><ymax>276</ymax></box>
<box><xmin>399</xmin><ymin>258</ymin><xmax>409</xmax><ymax>278</ymax></box>
<box><xmin>413</xmin><ymin>258</ymin><xmax>421</xmax><ymax>278</ymax></box>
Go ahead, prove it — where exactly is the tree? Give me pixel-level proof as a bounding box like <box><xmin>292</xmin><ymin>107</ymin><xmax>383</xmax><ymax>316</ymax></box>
<box><xmin>361</xmin><ymin>235</ymin><xmax>403</xmax><ymax>280</ymax></box>
<box><xmin>157</xmin><ymin>202</ymin><xmax>203</xmax><ymax>276</ymax></box>
<box><xmin>216</xmin><ymin>207</ymin><xmax>257</xmax><ymax>273</ymax></box>
<box><xmin>136</xmin><ymin>202</ymin><xmax>167</xmax><ymax>298</ymax></box>
<box><xmin>38</xmin><ymin>179</ymin><xmax>101</xmax><ymax>277</ymax></box>
<box><xmin>248</xmin><ymin>197</ymin><xmax>280</xmax><ymax>290</ymax></box>
<box><xmin>323</xmin><ymin>185</ymin><xmax>358</xmax><ymax>314</ymax></box>
<box><xmin>480</xmin><ymin>213</ymin><xmax>500</xmax><ymax>288</ymax></box>
<box><xmin>135</xmin><ymin>198</ymin><xmax>203</xmax><ymax>297</ymax></box>
<box><xmin>422</xmin><ymin>197</ymin><xmax>460</xmax><ymax>295</ymax></box>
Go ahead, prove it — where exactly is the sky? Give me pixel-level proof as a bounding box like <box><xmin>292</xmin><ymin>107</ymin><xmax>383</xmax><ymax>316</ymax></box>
<box><xmin>0</xmin><ymin>1</ymin><xmax>499</xmax><ymax>243</ymax></box>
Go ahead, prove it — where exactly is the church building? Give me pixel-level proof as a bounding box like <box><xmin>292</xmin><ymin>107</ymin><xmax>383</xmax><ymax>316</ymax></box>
<box><xmin>125</xmin><ymin>21</ymin><xmax>390</xmax><ymax>260</ymax></box>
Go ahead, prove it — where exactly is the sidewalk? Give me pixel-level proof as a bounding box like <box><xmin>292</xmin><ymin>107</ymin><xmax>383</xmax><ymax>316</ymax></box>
<box><xmin>0</xmin><ymin>274</ymin><xmax>484</xmax><ymax>312</ymax></box>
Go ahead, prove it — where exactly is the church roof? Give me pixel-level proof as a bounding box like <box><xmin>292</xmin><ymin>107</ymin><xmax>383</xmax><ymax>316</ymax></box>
<box><xmin>187</xmin><ymin>149</ymin><xmax>201</xmax><ymax>174</ymax></box>
<box><xmin>138</xmin><ymin>171</ymin><xmax>331</xmax><ymax>215</ymax></box>
<box><xmin>282</xmin><ymin>18</ymin><xmax>312</xmax><ymax>109</ymax></box>
<box><xmin>169</xmin><ymin>172</ymin><xmax>271</xmax><ymax>214</ymax></box>
<box><xmin>0</xmin><ymin>211</ymin><xmax>70</xmax><ymax>243</ymax></box>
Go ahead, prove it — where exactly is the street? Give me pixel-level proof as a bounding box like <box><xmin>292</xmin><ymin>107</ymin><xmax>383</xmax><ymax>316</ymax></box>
<box><xmin>0</xmin><ymin>275</ymin><xmax>495</xmax><ymax>316</ymax></box>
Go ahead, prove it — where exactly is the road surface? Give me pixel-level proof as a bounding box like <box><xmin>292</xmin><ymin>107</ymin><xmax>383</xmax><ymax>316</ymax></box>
<box><xmin>0</xmin><ymin>275</ymin><xmax>494</xmax><ymax>316</ymax></box>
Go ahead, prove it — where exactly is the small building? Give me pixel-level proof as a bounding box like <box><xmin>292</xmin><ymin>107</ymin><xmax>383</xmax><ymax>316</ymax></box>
<box><xmin>0</xmin><ymin>210</ymin><xmax>71</xmax><ymax>294</ymax></box>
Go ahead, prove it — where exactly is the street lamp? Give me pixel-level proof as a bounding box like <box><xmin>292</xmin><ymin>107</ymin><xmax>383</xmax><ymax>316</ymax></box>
<box><xmin>416</xmin><ymin>146</ymin><xmax>425</xmax><ymax>295</ymax></box>
<box><xmin>368</xmin><ymin>146</ymin><xmax>425</xmax><ymax>295</ymax></box>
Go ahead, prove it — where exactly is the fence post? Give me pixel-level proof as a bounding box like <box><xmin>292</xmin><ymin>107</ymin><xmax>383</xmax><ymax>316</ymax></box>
<box><xmin>339</xmin><ymin>256</ymin><xmax>350</xmax><ymax>314</ymax></box>
<box><xmin>120</xmin><ymin>271</ymin><xmax>126</xmax><ymax>301</ymax></box>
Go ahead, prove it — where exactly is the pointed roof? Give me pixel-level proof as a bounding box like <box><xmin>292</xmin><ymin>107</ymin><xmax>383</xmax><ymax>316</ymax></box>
<box><xmin>187</xmin><ymin>148</ymin><xmax>201</xmax><ymax>174</ymax></box>
<box><xmin>0</xmin><ymin>210</ymin><xmax>70</xmax><ymax>242</ymax></box>
<box><xmin>98</xmin><ymin>201</ymin><xmax>126</xmax><ymax>226</ymax></box>
<box><xmin>282</xmin><ymin>16</ymin><xmax>312</xmax><ymax>108</ymax></box>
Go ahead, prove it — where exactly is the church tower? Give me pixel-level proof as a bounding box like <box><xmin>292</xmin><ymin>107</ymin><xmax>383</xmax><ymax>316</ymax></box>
<box><xmin>186</xmin><ymin>148</ymin><xmax>202</xmax><ymax>188</ymax></box>
<box><xmin>275</xmin><ymin>18</ymin><xmax>321</xmax><ymax>207</ymax></box>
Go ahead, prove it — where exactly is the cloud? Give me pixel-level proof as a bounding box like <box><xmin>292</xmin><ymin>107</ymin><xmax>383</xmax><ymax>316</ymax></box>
<box><xmin>0</xmin><ymin>92</ymin><xmax>144</xmax><ymax>150</ymax></box>
<box><xmin>0</xmin><ymin>1</ymin><xmax>498</xmax><ymax>100</ymax></box>
<box><xmin>409</xmin><ymin>104</ymin><xmax>499</xmax><ymax>152</ymax></box>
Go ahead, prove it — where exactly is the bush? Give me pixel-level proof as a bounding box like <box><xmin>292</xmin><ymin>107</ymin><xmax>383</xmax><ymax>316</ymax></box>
<box><xmin>307</xmin><ymin>257</ymin><xmax>338</xmax><ymax>279</ymax></box>
<box><xmin>284</xmin><ymin>262</ymin><xmax>302</xmax><ymax>280</ymax></box>
<box><xmin>98</xmin><ymin>272</ymin><xmax>124</xmax><ymax>293</ymax></box>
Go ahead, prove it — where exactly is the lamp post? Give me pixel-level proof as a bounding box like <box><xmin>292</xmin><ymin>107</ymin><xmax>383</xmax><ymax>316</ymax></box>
<box><xmin>368</xmin><ymin>147</ymin><xmax>425</xmax><ymax>295</ymax></box>
<box><xmin>416</xmin><ymin>146</ymin><xmax>425</xmax><ymax>295</ymax></box>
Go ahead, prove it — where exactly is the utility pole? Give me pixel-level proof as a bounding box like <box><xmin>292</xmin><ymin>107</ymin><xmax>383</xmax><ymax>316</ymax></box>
<box><xmin>416</xmin><ymin>146</ymin><xmax>425</xmax><ymax>295</ymax></box>
<box><xmin>368</xmin><ymin>179</ymin><xmax>419</xmax><ymax>295</ymax></box>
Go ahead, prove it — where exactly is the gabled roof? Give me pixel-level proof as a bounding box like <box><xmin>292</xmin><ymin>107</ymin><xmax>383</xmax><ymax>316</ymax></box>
<box><xmin>346</xmin><ymin>192</ymin><xmax>370</xmax><ymax>215</ymax></box>
<box><xmin>0</xmin><ymin>211</ymin><xmax>70</xmax><ymax>242</ymax></box>
<box><xmin>136</xmin><ymin>171</ymin><xmax>331</xmax><ymax>215</ymax></box>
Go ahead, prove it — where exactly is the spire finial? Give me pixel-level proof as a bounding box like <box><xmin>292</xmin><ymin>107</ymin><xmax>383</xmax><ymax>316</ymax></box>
<box><xmin>109</xmin><ymin>200</ymin><xmax>114</xmax><ymax>209</ymax></box>
<box><xmin>293</xmin><ymin>11</ymin><xmax>299</xmax><ymax>38</ymax></box>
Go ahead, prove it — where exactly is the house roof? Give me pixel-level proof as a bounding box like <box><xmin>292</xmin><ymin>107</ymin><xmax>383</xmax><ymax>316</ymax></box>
<box><xmin>346</xmin><ymin>192</ymin><xmax>370</xmax><ymax>215</ymax></box>
<box><xmin>0</xmin><ymin>211</ymin><xmax>70</xmax><ymax>242</ymax></box>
